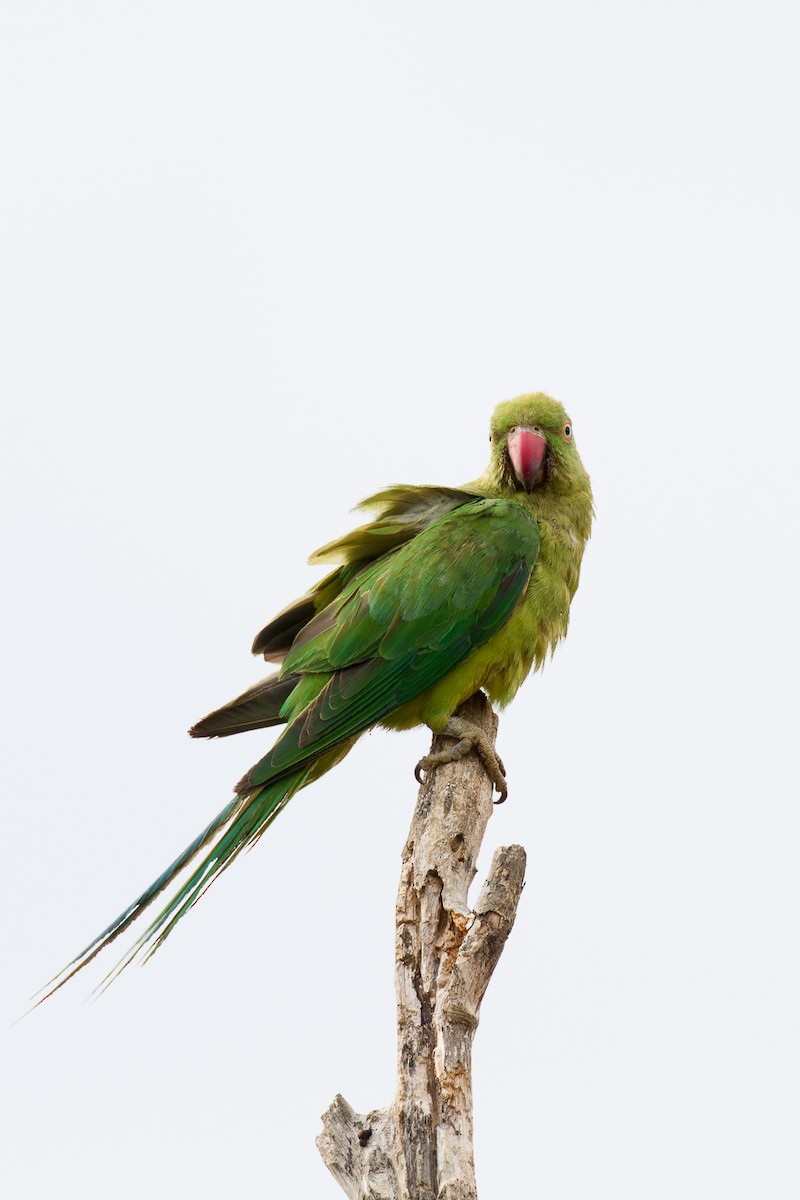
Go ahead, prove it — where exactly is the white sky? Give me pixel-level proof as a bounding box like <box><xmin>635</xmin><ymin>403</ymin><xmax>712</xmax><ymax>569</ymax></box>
<box><xmin>2</xmin><ymin>2</ymin><xmax>799</xmax><ymax>1196</ymax></box>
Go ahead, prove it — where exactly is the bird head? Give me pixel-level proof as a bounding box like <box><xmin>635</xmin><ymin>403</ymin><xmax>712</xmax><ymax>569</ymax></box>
<box><xmin>479</xmin><ymin>392</ymin><xmax>590</xmax><ymax>501</ymax></box>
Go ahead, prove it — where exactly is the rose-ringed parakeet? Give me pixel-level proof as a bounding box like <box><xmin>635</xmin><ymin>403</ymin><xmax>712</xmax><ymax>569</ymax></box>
<box><xmin>39</xmin><ymin>391</ymin><xmax>592</xmax><ymax>1000</ymax></box>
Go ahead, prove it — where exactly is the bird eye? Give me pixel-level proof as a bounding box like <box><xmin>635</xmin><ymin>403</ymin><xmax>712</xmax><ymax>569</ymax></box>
<box><xmin>562</xmin><ymin>422</ymin><xmax>573</xmax><ymax>441</ymax></box>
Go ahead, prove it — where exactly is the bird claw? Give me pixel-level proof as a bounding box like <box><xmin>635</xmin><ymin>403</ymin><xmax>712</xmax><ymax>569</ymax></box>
<box><xmin>414</xmin><ymin>717</ymin><xmax>508</xmax><ymax>802</ymax></box>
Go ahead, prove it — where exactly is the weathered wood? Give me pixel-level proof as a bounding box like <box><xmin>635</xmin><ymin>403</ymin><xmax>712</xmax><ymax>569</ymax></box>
<box><xmin>317</xmin><ymin>693</ymin><xmax>527</xmax><ymax>1199</ymax></box>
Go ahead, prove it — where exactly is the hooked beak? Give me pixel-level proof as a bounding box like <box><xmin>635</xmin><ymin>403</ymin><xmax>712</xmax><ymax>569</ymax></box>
<box><xmin>507</xmin><ymin>426</ymin><xmax>548</xmax><ymax>491</ymax></box>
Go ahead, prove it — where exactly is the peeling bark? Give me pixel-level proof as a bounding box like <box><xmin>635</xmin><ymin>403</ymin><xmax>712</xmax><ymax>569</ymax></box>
<box><xmin>318</xmin><ymin>693</ymin><xmax>527</xmax><ymax>1200</ymax></box>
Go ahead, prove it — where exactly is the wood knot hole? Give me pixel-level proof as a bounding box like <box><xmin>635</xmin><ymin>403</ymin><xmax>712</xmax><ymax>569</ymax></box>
<box><xmin>357</xmin><ymin>1128</ymin><xmax>372</xmax><ymax>1147</ymax></box>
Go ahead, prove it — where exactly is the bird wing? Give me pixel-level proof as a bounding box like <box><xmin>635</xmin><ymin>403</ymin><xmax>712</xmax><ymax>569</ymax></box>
<box><xmin>238</xmin><ymin>498</ymin><xmax>540</xmax><ymax>792</ymax></box>
<box><xmin>251</xmin><ymin>484</ymin><xmax>481</xmax><ymax>660</ymax></box>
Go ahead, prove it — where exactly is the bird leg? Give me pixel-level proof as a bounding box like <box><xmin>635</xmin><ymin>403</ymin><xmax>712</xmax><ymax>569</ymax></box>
<box><xmin>415</xmin><ymin>716</ymin><xmax>508</xmax><ymax>803</ymax></box>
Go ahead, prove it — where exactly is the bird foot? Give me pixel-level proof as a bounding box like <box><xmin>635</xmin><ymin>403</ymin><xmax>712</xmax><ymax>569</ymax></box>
<box><xmin>414</xmin><ymin>716</ymin><xmax>508</xmax><ymax>803</ymax></box>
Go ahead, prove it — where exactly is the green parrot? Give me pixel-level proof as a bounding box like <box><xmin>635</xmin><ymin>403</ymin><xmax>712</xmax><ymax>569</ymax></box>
<box><xmin>39</xmin><ymin>391</ymin><xmax>592</xmax><ymax>1000</ymax></box>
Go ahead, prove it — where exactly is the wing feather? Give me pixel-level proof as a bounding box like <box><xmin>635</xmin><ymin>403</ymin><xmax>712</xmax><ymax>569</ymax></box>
<box><xmin>250</xmin><ymin>485</ymin><xmax>479</xmax><ymax>660</ymax></box>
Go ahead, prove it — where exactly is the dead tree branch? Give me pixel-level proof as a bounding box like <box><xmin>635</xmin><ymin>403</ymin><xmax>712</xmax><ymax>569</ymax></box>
<box><xmin>318</xmin><ymin>692</ymin><xmax>527</xmax><ymax>1200</ymax></box>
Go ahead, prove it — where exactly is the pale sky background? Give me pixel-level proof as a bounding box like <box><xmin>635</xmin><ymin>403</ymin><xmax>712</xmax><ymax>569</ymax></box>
<box><xmin>2</xmin><ymin>2</ymin><xmax>799</xmax><ymax>1197</ymax></box>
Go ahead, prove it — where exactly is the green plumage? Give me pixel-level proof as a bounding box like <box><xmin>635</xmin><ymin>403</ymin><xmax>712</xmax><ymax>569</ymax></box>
<box><xmin>37</xmin><ymin>391</ymin><xmax>592</xmax><ymax>1001</ymax></box>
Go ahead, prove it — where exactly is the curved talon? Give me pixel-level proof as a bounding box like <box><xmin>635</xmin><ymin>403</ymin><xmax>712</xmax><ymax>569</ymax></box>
<box><xmin>414</xmin><ymin>761</ymin><xmax>427</xmax><ymax>785</ymax></box>
<box><xmin>493</xmin><ymin>781</ymin><xmax>508</xmax><ymax>804</ymax></box>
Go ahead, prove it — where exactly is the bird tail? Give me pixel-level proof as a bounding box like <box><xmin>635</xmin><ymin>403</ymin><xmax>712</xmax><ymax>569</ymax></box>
<box><xmin>31</xmin><ymin>767</ymin><xmax>311</xmax><ymax>1007</ymax></box>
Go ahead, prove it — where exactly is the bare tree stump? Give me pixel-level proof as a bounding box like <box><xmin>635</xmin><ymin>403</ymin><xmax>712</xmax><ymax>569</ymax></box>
<box><xmin>317</xmin><ymin>692</ymin><xmax>527</xmax><ymax>1200</ymax></box>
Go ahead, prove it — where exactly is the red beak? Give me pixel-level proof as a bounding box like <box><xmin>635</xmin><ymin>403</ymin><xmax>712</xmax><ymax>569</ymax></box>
<box><xmin>507</xmin><ymin>427</ymin><xmax>548</xmax><ymax>491</ymax></box>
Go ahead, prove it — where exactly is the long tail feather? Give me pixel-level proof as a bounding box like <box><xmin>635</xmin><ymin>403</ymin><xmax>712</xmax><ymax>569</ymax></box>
<box><xmin>31</xmin><ymin>768</ymin><xmax>307</xmax><ymax>1008</ymax></box>
<box><xmin>98</xmin><ymin>768</ymin><xmax>310</xmax><ymax>985</ymax></box>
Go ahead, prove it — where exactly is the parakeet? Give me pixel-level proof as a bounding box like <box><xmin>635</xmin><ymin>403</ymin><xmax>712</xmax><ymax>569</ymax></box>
<box><xmin>39</xmin><ymin>391</ymin><xmax>592</xmax><ymax>1000</ymax></box>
